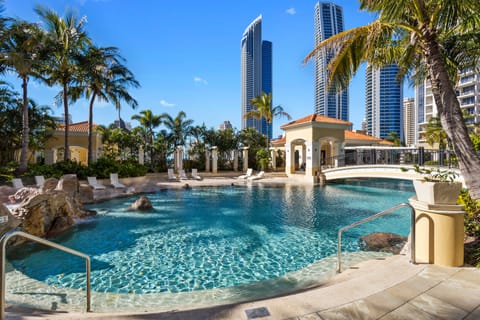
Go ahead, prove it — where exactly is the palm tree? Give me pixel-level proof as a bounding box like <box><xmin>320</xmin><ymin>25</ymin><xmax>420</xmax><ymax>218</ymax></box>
<box><xmin>425</xmin><ymin>117</ymin><xmax>449</xmax><ymax>150</ymax></box>
<box><xmin>161</xmin><ymin>111</ymin><xmax>194</xmax><ymax>148</ymax></box>
<box><xmin>385</xmin><ymin>132</ymin><xmax>402</xmax><ymax>147</ymax></box>
<box><xmin>77</xmin><ymin>45</ymin><xmax>139</xmax><ymax>164</ymax></box>
<box><xmin>131</xmin><ymin>109</ymin><xmax>162</xmax><ymax>163</ymax></box>
<box><xmin>244</xmin><ymin>92</ymin><xmax>291</xmax><ymax>148</ymax></box>
<box><xmin>0</xmin><ymin>21</ymin><xmax>45</xmax><ymax>173</ymax></box>
<box><xmin>304</xmin><ymin>0</ymin><xmax>480</xmax><ymax>199</ymax></box>
<box><xmin>35</xmin><ymin>5</ymin><xmax>91</xmax><ymax>161</ymax></box>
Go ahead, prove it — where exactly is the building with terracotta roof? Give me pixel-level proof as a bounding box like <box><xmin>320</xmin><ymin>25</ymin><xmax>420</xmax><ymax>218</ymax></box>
<box><xmin>44</xmin><ymin>121</ymin><xmax>103</xmax><ymax>165</ymax></box>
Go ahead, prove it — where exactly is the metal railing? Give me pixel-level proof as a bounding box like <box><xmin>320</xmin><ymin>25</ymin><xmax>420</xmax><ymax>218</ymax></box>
<box><xmin>1</xmin><ymin>230</ymin><xmax>91</xmax><ymax>319</ymax></box>
<box><xmin>337</xmin><ymin>203</ymin><xmax>415</xmax><ymax>273</ymax></box>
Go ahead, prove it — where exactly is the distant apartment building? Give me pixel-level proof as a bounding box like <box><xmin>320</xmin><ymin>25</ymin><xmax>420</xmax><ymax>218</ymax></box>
<box><xmin>365</xmin><ymin>64</ymin><xmax>404</xmax><ymax>140</ymax></box>
<box><xmin>313</xmin><ymin>2</ymin><xmax>348</xmax><ymax>121</ymax></box>
<box><xmin>219</xmin><ymin>120</ymin><xmax>233</xmax><ymax>131</ymax></box>
<box><xmin>403</xmin><ymin>98</ymin><xmax>416</xmax><ymax>147</ymax></box>
<box><xmin>416</xmin><ymin>67</ymin><xmax>480</xmax><ymax>146</ymax></box>
<box><xmin>240</xmin><ymin>15</ymin><xmax>273</xmax><ymax>139</ymax></box>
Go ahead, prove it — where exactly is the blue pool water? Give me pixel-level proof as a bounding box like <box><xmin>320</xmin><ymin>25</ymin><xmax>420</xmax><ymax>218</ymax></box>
<box><xmin>9</xmin><ymin>179</ymin><xmax>414</xmax><ymax>294</ymax></box>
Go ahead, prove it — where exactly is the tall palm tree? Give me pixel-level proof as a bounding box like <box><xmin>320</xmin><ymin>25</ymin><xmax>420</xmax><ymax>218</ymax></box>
<box><xmin>0</xmin><ymin>21</ymin><xmax>45</xmax><ymax>173</ymax></box>
<box><xmin>77</xmin><ymin>45</ymin><xmax>139</xmax><ymax>164</ymax></box>
<box><xmin>304</xmin><ymin>0</ymin><xmax>480</xmax><ymax>199</ymax></box>
<box><xmin>161</xmin><ymin>111</ymin><xmax>194</xmax><ymax>148</ymax></box>
<box><xmin>244</xmin><ymin>92</ymin><xmax>291</xmax><ymax>148</ymax></box>
<box><xmin>425</xmin><ymin>117</ymin><xmax>449</xmax><ymax>150</ymax></box>
<box><xmin>35</xmin><ymin>5</ymin><xmax>91</xmax><ymax>161</ymax></box>
<box><xmin>131</xmin><ymin>109</ymin><xmax>162</xmax><ymax>163</ymax></box>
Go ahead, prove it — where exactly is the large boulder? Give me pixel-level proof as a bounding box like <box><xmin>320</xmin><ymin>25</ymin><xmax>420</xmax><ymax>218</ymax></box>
<box><xmin>56</xmin><ymin>174</ymin><xmax>79</xmax><ymax>198</ymax></box>
<box><xmin>359</xmin><ymin>232</ymin><xmax>407</xmax><ymax>254</ymax></box>
<box><xmin>0</xmin><ymin>203</ymin><xmax>21</xmax><ymax>236</ymax></box>
<box><xmin>128</xmin><ymin>196</ymin><xmax>153</xmax><ymax>211</ymax></box>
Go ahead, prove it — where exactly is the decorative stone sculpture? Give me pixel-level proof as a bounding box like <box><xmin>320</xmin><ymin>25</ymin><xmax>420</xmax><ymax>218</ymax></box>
<box><xmin>128</xmin><ymin>196</ymin><xmax>153</xmax><ymax>211</ymax></box>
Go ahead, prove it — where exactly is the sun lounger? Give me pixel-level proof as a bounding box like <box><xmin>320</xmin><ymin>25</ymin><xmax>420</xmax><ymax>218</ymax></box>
<box><xmin>179</xmin><ymin>169</ymin><xmax>188</xmax><ymax>180</ymax></box>
<box><xmin>237</xmin><ymin>168</ymin><xmax>253</xmax><ymax>179</ymax></box>
<box><xmin>110</xmin><ymin>173</ymin><xmax>126</xmax><ymax>189</ymax></box>
<box><xmin>35</xmin><ymin>175</ymin><xmax>45</xmax><ymax>187</ymax></box>
<box><xmin>168</xmin><ymin>168</ymin><xmax>178</xmax><ymax>180</ymax></box>
<box><xmin>191</xmin><ymin>168</ymin><xmax>202</xmax><ymax>180</ymax></box>
<box><xmin>12</xmin><ymin>178</ymin><xmax>24</xmax><ymax>189</ymax></box>
<box><xmin>247</xmin><ymin>171</ymin><xmax>265</xmax><ymax>181</ymax></box>
<box><xmin>87</xmin><ymin>177</ymin><xmax>106</xmax><ymax>190</ymax></box>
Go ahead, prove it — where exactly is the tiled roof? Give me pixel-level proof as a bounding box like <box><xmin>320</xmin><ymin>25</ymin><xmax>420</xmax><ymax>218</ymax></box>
<box><xmin>57</xmin><ymin>121</ymin><xmax>98</xmax><ymax>133</ymax></box>
<box><xmin>379</xmin><ymin>139</ymin><xmax>395</xmax><ymax>145</ymax></box>
<box><xmin>344</xmin><ymin>130</ymin><xmax>382</xmax><ymax>142</ymax></box>
<box><xmin>280</xmin><ymin>114</ymin><xmax>352</xmax><ymax>129</ymax></box>
<box><xmin>271</xmin><ymin>137</ymin><xmax>286</xmax><ymax>145</ymax></box>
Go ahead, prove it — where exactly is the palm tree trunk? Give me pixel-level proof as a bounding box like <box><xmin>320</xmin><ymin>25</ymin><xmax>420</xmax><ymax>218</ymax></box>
<box><xmin>18</xmin><ymin>77</ymin><xmax>29</xmax><ymax>174</ymax></box>
<box><xmin>87</xmin><ymin>93</ymin><xmax>96</xmax><ymax>165</ymax></box>
<box><xmin>423</xmin><ymin>33</ymin><xmax>480</xmax><ymax>199</ymax></box>
<box><xmin>63</xmin><ymin>83</ymin><xmax>70</xmax><ymax>161</ymax></box>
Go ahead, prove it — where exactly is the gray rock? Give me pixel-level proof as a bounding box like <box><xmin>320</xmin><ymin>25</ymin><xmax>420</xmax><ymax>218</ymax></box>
<box><xmin>359</xmin><ymin>232</ymin><xmax>407</xmax><ymax>254</ymax></box>
<box><xmin>128</xmin><ymin>195</ymin><xmax>153</xmax><ymax>211</ymax></box>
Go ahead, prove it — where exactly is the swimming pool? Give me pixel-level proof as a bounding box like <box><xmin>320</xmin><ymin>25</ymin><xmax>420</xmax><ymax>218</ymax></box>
<box><xmin>7</xmin><ymin>179</ymin><xmax>414</xmax><ymax>310</ymax></box>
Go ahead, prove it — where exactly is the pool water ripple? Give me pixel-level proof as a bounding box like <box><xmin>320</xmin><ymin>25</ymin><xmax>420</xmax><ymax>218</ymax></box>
<box><xmin>8</xmin><ymin>179</ymin><xmax>414</xmax><ymax>296</ymax></box>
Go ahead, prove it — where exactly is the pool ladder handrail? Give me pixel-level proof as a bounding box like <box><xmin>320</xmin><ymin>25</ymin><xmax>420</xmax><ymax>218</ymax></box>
<box><xmin>0</xmin><ymin>230</ymin><xmax>91</xmax><ymax>319</ymax></box>
<box><xmin>337</xmin><ymin>202</ymin><xmax>415</xmax><ymax>273</ymax></box>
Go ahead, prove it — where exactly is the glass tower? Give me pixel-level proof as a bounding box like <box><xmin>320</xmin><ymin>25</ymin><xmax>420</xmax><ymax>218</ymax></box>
<box><xmin>241</xmin><ymin>15</ymin><xmax>273</xmax><ymax>139</ymax></box>
<box><xmin>365</xmin><ymin>64</ymin><xmax>404</xmax><ymax>140</ymax></box>
<box><xmin>314</xmin><ymin>2</ymin><xmax>348</xmax><ymax>121</ymax></box>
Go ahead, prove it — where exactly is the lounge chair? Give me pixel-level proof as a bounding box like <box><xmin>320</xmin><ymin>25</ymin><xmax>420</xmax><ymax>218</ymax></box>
<box><xmin>237</xmin><ymin>168</ymin><xmax>253</xmax><ymax>179</ymax></box>
<box><xmin>110</xmin><ymin>173</ymin><xmax>126</xmax><ymax>189</ymax></box>
<box><xmin>35</xmin><ymin>175</ymin><xmax>45</xmax><ymax>187</ymax></box>
<box><xmin>168</xmin><ymin>168</ymin><xmax>177</xmax><ymax>180</ymax></box>
<box><xmin>87</xmin><ymin>177</ymin><xmax>106</xmax><ymax>190</ymax></box>
<box><xmin>247</xmin><ymin>171</ymin><xmax>265</xmax><ymax>181</ymax></box>
<box><xmin>179</xmin><ymin>169</ymin><xmax>188</xmax><ymax>180</ymax></box>
<box><xmin>12</xmin><ymin>178</ymin><xmax>24</xmax><ymax>189</ymax></box>
<box><xmin>191</xmin><ymin>168</ymin><xmax>202</xmax><ymax>180</ymax></box>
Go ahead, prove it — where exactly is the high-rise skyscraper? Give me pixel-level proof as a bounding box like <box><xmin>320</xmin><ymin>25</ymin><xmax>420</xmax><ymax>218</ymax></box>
<box><xmin>240</xmin><ymin>15</ymin><xmax>273</xmax><ymax>139</ymax></box>
<box><xmin>403</xmin><ymin>98</ymin><xmax>416</xmax><ymax>147</ymax></box>
<box><xmin>365</xmin><ymin>64</ymin><xmax>404</xmax><ymax>140</ymax></box>
<box><xmin>313</xmin><ymin>2</ymin><xmax>348</xmax><ymax>121</ymax></box>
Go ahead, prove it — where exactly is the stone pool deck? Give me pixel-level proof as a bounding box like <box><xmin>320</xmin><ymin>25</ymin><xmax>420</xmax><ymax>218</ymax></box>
<box><xmin>4</xmin><ymin>173</ymin><xmax>480</xmax><ymax>319</ymax></box>
<box><xmin>6</xmin><ymin>254</ymin><xmax>480</xmax><ymax>320</ymax></box>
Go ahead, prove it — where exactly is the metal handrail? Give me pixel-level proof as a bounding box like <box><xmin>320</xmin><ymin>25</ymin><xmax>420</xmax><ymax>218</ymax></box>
<box><xmin>1</xmin><ymin>230</ymin><xmax>91</xmax><ymax>319</ymax></box>
<box><xmin>337</xmin><ymin>203</ymin><xmax>415</xmax><ymax>273</ymax></box>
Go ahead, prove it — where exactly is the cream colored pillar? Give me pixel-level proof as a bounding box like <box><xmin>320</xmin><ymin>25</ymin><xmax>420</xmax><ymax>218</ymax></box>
<box><xmin>233</xmin><ymin>149</ymin><xmax>239</xmax><ymax>171</ymax></box>
<box><xmin>306</xmin><ymin>142</ymin><xmax>321</xmax><ymax>178</ymax></box>
<box><xmin>285</xmin><ymin>143</ymin><xmax>295</xmax><ymax>174</ymax></box>
<box><xmin>205</xmin><ymin>150</ymin><xmax>210</xmax><ymax>172</ymax></box>
<box><xmin>270</xmin><ymin>147</ymin><xmax>276</xmax><ymax>171</ymax></box>
<box><xmin>409</xmin><ymin>197</ymin><xmax>465</xmax><ymax>267</ymax></box>
<box><xmin>242</xmin><ymin>147</ymin><xmax>249</xmax><ymax>172</ymax></box>
<box><xmin>45</xmin><ymin>150</ymin><xmax>54</xmax><ymax>165</ymax></box>
<box><xmin>211</xmin><ymin>146</ymin><xmax>218</xmax><ymax>174</ymax></box>
<box><xmin>138</xmin><ymin>146</ymin><xmax>144</xmax><ymax>165</ymax></box>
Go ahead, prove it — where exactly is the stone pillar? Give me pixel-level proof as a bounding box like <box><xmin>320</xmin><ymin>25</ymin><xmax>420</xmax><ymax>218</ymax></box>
<box><xmin>338</xmin><ymin>142</ymin><xmax>345</xmax><ymax>167</ymax></box>
<box><xmin>409</xmin><ymin>197</ymin><xmax>465</xmax><ymax>267</ymax></box>
<box><xmin>211</xmin><ymin>146</ymin><xmax>218</xmax><ymax>174</ymax></box>
<box><xmin>45</xmin><ymin>149</ymin><xmax>54</xmax><ymax>165</ymax></box>
<box><xmin>205</xmin><ymin>149</ymin><xmax>210</xmax><ymax>172</ymax></box>
<box><xmin>301</xmin><ymin>145</ymin><xmax>306</xmax><ymax>170</ymax></box>
<box><xmin>242</xmin><ymin>147</ymin><xmax>249</xmax><ymax>172</ymax></box>
<box><xmin>306</xmin><ymin>142</ymin><xmax>321</xmax><ymax>178</ymax></box>
<box><xmin>270</xmin><ymin>148</ymin><xmax>276</xmax><ymax>171</ymax></box>
<box><xmin>285</xmin><ymin>143</ymin><xmax>294</xmax><ymax>175</ymax></box>
<box><xmin>233</xmin><ymin>149</ymin><xmax>239</xmax><ymax>172</ymax></box>
<box><xmin>138</xmin><ymin>146</ymin><xmax>144</xmax><ymax>165</ymax></box>
<box><xmin>178</xmin><ymin>147</ymin><xmax>183</xmax><ymax>172</ymax></box>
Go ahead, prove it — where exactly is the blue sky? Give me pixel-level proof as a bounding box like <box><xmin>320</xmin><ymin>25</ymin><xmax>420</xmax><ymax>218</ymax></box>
<box><xmin>4</xmin><ymin>0</ymin><xmax>413</xmax><ymax>138</ymax></box>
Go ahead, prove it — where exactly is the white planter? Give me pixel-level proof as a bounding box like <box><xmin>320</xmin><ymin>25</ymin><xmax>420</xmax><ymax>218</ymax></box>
<box><xmin>413</xmin><ymin>180</ymin><xmax>463</xmax><ymax>205</ymax></box>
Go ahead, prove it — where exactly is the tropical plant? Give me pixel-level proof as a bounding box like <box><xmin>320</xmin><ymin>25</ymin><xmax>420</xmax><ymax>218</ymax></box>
<box><xmin>244</xmin><ymin>92</ymin><xmax>291</xmax><ymax>147</ymax></box>
<box><xmin>0</xmin><ymin>21</ymin><xmax>46</xmax><ymax>173</ymax></box>
<box><xmin>425</xmin><ymin>117</ymin><xmax>449</xmax><ymax>149</ymax></box>
<box><xmin>76</xmin><ymin>44</ymin><xmax>139</xmax><ymax>164</ymax></box>
<box><xmin>304</xmin><ymin>0</ymin><xmax>480</xmax><ymax>199</ymax></box>
<box><xmin>385</xmin><ymin>131</ymin><xmax>401</xmax><ymax>146</ymax></box>
<box><xmin>131</xmin><ymin>109</ymin><xmax>162</xmax><ymax>163</ymax></box>
<box><xmin>35</xmin><ymin>5</ymin><xmax>91</xmax><ymax>161</ymax></box>
<box><xmin>161</xmin><ymin>111</ymin><xmax>194</xmax><ymax>148</ymax></box>
<box><xmin>413</xmin><ymin>164</ymin><xmax>458</xmax><ymax>182</ymax></box>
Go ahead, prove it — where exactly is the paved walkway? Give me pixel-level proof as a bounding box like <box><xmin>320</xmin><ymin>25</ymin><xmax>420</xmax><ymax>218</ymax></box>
<box><xmin>6</xmin><ymin>254</ymin><xmax>480</xmax><ymax>320</ymax></box>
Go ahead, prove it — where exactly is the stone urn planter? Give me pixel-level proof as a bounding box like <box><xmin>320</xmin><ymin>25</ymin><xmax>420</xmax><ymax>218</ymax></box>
<box><xmin>413</xmin><ymin>180</ymin><xmax>463</xmax><ymax>205</ymax></box>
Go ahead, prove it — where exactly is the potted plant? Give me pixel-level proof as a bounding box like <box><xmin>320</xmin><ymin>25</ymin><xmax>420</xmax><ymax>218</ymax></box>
<box><xmin>412</xmin><ymin>165</ymin><xmax>463</xmax><ymax>205</ymax></box>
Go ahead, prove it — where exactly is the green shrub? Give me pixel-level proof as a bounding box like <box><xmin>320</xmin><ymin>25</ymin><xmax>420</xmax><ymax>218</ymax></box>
<box><xmin>458</xmin><ymin>189</ymin><xmax>480</xmax><ymax>237</ymax></box>
<box><xmin>256</xmin><ymin>148</ymin><xmax>269</xmax><ymax>171</ymax></box>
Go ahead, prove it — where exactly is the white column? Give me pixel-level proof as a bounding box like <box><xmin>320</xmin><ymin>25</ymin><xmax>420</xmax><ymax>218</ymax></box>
<box><xmin>45</xmin><ymin>150</ymin><xmax>54</xmax><ymax>165</ymax></box>
<box><xmin>138</xmin><ymin>146</ymin><xmax>144</xmax><ymax>165</ymax></box>
<box><xmin>285</xmin><ymin>143</ymin><xmax>294</xmax><ymax>175</ymax></box>
<box><xmin>178</xmin><ymin>147</ymin><xmax>183</xmax><ymax>172</ymax></box>
<box><xmin>270</xmin><ymin>147</ymin><xmax>276</xmax><ymax>170</ymax></box>
<box><xmin>233</xmin><ymin>149</ymin><xmax>239</xmax><ymax>171</ymax></box>
<box><xmin>242</xmin><ymin>147</ymin><xmax>249</xmax><ymax>172</ymax></box>
<box><xmin>205</xmin><ymin>149</ymin><xmax>210</xmax><ymax>172</ymax></box>
<box><xmin>306</xmin><ymin>141</ymin><xmax>320</xmax><ymax>177</ymax></box>
<box><xmin>211</xmin><ymin>146</ymin><xmax>218</xmax><ymax>174</ymax></box>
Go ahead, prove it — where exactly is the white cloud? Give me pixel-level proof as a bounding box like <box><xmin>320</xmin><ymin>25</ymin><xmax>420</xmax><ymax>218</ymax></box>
<box><xmin>160</xmin><ymin>99</ymin><xmax>176</xmax><ymax>107</ymax></box>
<box><xmin>193</xmin><ymin>76</ymin><xmax>208</xmax><ymax>85</ymax></box>
<box><xmin>286</xmin><ymin>8</ymin><xmax>296</xmax><ymax>15</ymax></box>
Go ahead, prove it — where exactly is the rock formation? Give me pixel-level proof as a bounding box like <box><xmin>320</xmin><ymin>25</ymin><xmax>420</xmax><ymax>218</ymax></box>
<box><xmin>128</xmin><ymin>195</ymin><xmax>153</xmax><ymax>211</ymax></box>
<box><xmin>359</xmin><ymin>232</ymin><xmax>407</xmax><ymax>254</ymax></box>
